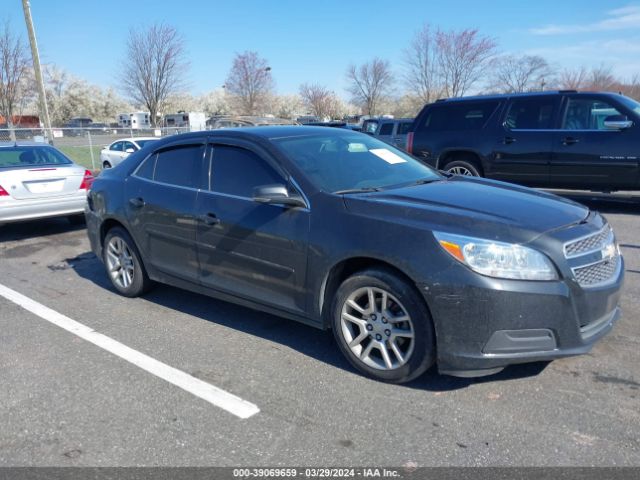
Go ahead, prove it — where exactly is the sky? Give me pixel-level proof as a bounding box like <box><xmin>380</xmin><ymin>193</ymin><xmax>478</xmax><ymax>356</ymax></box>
<box><xmin>4</xmin><ymin>0</ymin><xmax>640</xmax><ymax>97</ymax></box>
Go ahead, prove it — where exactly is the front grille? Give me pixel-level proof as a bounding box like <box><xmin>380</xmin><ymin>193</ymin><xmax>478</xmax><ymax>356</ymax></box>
<box><xmin>564</xmin><ymin>227</ymin><xmax>611</xmax><ymax>258</ymax></box>
<box><xmin>564</xmin><ymin>225</ymin><xmax>620</xmax><ymax>288</ymax></box>
<box><xmin>573</xmin><ymin>257</ymin><xmax>620</xmax><ymax>287</ymax></box>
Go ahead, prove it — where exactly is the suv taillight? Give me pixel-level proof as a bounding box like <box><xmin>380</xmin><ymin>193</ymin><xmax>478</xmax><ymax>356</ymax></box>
<box><xmin>406</xmin><ymin>132</ymin><xmax>414</xmax><ymax>154</ymax></box>
<box><xmin>79</xmin><ymin>170</ymin><xmax>94</xmax><ymax>190</ymax></box>
<box><xmin>0</xmin><ymin>185</ymin><xmax>8</xmax><ymax>196</ymax></box>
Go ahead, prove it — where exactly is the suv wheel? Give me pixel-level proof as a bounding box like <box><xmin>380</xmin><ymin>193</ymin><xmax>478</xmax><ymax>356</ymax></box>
<box><xmin>103</xmin><ymin>227</ymin><xmax>153</xmax><ymax>297</ymax></box>
<box><xmin>331</xmin><ymin>268</ymin><xmax>435</xmax><ymax>383</ymax></box>
<box><xmin>444</xmin><ymin>159</ymin><xmax>481</xmax><ymax>177</ymax></box>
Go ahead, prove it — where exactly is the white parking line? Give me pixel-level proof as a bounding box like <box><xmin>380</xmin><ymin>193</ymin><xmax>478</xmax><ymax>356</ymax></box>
<box><xmin>0</xmin><ymin>283</ymin><xmax>260</xmax><ymax>419</ymax></box>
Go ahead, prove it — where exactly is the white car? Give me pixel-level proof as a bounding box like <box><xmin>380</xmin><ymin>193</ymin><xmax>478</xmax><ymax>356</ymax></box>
<box><xmin>99</xmin><ymin>137</ymin><xmax>157</xmax><ymax>169</ymax></box>
<box><xmin>0</xmin><ymin>143</ymin><xmax>93</xmax><ymax>225</ymax></box>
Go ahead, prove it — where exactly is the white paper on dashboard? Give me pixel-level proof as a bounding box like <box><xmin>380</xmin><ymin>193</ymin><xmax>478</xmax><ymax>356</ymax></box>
<box><xmin>369</xmin><ymin>148</ymin><xmax>407</xmax><ymax>164</ymax></box>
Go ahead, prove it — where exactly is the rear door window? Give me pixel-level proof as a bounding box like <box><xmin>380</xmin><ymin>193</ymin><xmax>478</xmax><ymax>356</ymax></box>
<box><xmin>110</xmin><ymin>142</ymin><xmax>124</xmax><ymax>151</ymax></box>
<box><xmin>504</xmin><ymin>97</ymin><xmax>558</xmax><ymax>130</ymax></box>
<box><xmin>379</xmin><ymin>123</ymin><xmax>394</xmax><ymax>135</ymax></box>
<box><xmin>397</xmin><ymin>122</ymin><xmax>413</xmax><ymax>134</ymax></box>
<box><xmin>419</xmin><ymin>101</ymin><xmax>500</xmax><ymax>132</ymax></box>
<box><xmin>153</xmin><ymin>144</ymin><xmax>204</xmax><ymax>188</ymax></box>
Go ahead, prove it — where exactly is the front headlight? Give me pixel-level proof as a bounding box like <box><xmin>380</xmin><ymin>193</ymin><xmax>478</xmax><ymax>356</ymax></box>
<box><xmin>433</xmin><ymin>231</ymin><xmax>558</xmax><ymax>281</ymax></box>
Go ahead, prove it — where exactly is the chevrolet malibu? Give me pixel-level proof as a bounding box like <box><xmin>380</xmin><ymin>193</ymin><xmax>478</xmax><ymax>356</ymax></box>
<box><xmin>85</xmin><ymin>127</ymin><xmax>623</xmax><ymax>383</ymax></box>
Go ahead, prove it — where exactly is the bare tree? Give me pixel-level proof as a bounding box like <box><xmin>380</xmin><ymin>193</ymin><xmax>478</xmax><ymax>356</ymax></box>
<box><xmin>0</xmin><ymin>23</ymin><xmax>32</xmax><ymax>141</ymax></box>
<box><xmin>224</xmin><ymin>51</ymin><xmax>274</xmax><ymax>115</ymax></box>
<box><xmin>346</xmin><ymin>58</ymin><xmax>394</xmax><ymax>115</ymax></box>
<box><xmin>588</xmin><ymin>64</ymin><xmax>617</xmax><ymax>91</ymax></box>
<box><xmin>403</xmin><ymin>24</ymin><xmax>442</xmax><ymax>103</ymax></box>
<box><xmin>435</xmin><ymin>28</ymin><xmax>497</xmax><ymax>97</ymax></box>
<box><xmin>299</xmin><ymin>83</ymin><xmax>338</xmax><ymax>119</ymax></box>
<box><xmin>490</xmin><ymin>54</ymin><xmax>554</xmax><ymax>93</ymax></box>
<box><xmin>121</xmin><ymin>23</ymin><xmax>188</xmax><ymax>127</ymax></box>
<box><xmin>558</xmin><ymin>66</ymin><xmax>589</xmax><ymax>90</ymax></box>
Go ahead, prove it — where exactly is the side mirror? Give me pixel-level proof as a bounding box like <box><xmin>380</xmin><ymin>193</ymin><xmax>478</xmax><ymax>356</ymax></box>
<box><xmin>125</xmin><ymin>148</ymin><xmax>135</xmax><ymax>153</ymax></box>
<box><xmin>252</xmin><ymin>184</ymin><xmax>306</xmax><ymax>208</ymax></box>
<box><xmin>603</xmin><ymin>115</ymin><xmax>633</xmax><ymax>130</ymax></box>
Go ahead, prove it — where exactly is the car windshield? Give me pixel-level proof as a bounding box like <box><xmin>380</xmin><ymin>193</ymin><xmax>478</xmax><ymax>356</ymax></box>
<box><xmin>618</xmin><ymin>95</ymin><xmax>640</xmax><ymax>117</ymax></box>
<box><xmin>0</xmin><ymin>146</ymin><xmax>72</xmax><ymax>168</ymax></box>
<box><xmin>134</xmin><ymin>139</ymin><xmax>157</xmax><ymax>148</ymax></box>
<box><xmin>273</xmin><ymin>132</ymin><xmax>442</xmax><ymax>193</ymax></box>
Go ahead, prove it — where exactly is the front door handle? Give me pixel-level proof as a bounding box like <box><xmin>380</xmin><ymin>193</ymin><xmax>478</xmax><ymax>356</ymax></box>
<box><xmin>129</xmin><ymin>197</ymin><xmax>145</xmax><ymax>208</ymax></box>
<box><xmin>200</xmin><ymin>213</ymin><xmax>220</xmax><ymax>226</ymax></box>
<box><xmin>562</xmin><ymin>136</ymin><xmax>580</xmax><ymax>146</ymax></box>
<box><xmin>503</xmin><ymin>136</ymin><xmax>517</xmax><ymax>144</ymax></box>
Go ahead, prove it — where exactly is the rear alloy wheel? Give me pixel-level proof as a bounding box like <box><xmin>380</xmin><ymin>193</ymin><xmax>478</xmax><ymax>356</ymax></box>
<box><xmin>332</xmin><ymin>269</ymin><xmax>435</xmax><ymax>383</ymax></box>
<box><xmin>103</xmin><ymin>227</ymin><xmax>153</xmax><ymax>297</ymax></box>
<box><xmin>444</xmin><ymin>159</ymin><xmax>481</xmax><ymax>177</ymax></box>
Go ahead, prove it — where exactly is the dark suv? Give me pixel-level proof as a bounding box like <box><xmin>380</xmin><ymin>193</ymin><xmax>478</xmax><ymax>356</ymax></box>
<box><xmin>407</xmin><ymin>91</ymin><xmax>640</xmax><ymax>192</ymax></box>
<box><xmin>86</xmin><ymin>126</ymin><xmax>623</xmax><ymax>383</ymax></box>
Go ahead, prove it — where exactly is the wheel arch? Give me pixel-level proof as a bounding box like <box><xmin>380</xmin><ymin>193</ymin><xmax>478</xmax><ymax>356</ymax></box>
<box><xmin>319</xmin><ymin>256</ymin><xmax>430</xmax><ymax>329</ymax></box>
<box><xmin>437</xmin><ymin>149</ymin><xmax>485</xmax><ymax>175</ymax></box>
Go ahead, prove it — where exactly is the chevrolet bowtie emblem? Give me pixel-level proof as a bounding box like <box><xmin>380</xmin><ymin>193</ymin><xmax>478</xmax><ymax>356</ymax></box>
<box><xmin>602</xmin><ymin>242</ymin><xmax>617</xmax><ymax>262</ymax></box>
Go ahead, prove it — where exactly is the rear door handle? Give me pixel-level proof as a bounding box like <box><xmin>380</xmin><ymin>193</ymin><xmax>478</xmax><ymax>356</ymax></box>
<box><xmin>562</xmin><ymin>137</ymin><xmax>580</xmax><ymax>145</ymax></box>
<box><xmin>503</xmin><ymin>136</ymin><xmax>517</xmax><ymax>144</ymax></box>
<box><xmin>200</xmin><ymin>213</ymin><xmax>220</xmax><ymax>226</ymax></box>
<box><xmin>129</xmin><ymin>197</ymin><xmax>145</xmax><ymax>208</ymax></box>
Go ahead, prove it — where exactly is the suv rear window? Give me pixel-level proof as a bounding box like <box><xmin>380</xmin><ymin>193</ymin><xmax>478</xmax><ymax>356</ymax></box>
<box><xmin>504</xmin><ymin>97</ymin><xmax>556</xmax><ymax>130</ymax></box>
<box><xmin>419</xmin><ymin>101</ymin><xmax>499</xmax><ymax>132</ymax></box>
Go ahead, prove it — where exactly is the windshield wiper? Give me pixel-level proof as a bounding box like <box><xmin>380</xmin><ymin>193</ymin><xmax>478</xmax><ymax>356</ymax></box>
<box><xmin>333</xmin><ymin>187</ymin><xmax>381</xmax><ymax>195</ymax></box>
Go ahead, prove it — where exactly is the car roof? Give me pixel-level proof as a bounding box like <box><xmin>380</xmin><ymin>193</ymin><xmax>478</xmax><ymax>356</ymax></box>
<box><xmin>136</xmin><ymin>126</ymin><xmax>362</xmax><ymax>149</ymax></box>
<box><xmin>112</xmin><ymin>137</ymin><xmax>157</xmax><ymax>142</ymax></box>
<box><xmin>434</xmin><ymin>90</ymin><xmax>623</xmax><ymax>103</ymax></box>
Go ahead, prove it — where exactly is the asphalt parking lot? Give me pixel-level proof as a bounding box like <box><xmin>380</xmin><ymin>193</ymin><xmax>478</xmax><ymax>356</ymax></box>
<box><xmin>0</xmin><ymin>192</ymin><xmax>638</xmax><ymax>467</ymax></box>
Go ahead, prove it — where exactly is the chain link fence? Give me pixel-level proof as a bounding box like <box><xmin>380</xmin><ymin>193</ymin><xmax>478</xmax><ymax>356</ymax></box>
<box><xmin>0</xmin><ymin>126</ymin><xmax>196</xmax><ymax>171</ymax></box>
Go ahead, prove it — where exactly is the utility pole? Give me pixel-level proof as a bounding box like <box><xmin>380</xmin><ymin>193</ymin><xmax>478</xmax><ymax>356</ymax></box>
<box><xmin>22</xmin><ymin>0</ymin><xmax>52</xmax><ymax>142</ymax></box>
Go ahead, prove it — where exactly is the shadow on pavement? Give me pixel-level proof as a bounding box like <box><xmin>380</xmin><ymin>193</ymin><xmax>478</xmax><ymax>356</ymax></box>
<box><xmin>69</xmin><ymin>250</ymin><xmax>551</xmax><ymax>392</ymax></box>
<box><xmin>0</xmin><ymin>217</ymin><xmax>86</xmax><ymax>243</ymax></box>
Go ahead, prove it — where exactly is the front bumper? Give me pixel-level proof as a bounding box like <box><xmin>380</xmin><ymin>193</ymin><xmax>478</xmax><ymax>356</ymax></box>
<box><xmin>419</xmin><ymin>256</ymin><xmax>624</xmax><ymax>377</ymax></box>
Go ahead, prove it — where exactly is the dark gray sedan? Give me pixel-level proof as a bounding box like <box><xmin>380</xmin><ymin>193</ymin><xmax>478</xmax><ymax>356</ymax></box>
<box><xmin>85</xmin><ymin>127</ymin><xmax>623</xmax><ymax>383</ymax></box>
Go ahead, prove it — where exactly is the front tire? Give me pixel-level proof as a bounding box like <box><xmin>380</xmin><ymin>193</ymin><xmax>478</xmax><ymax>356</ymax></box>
<box><xmin>444</xmin><ymin>159</ymin><xmax>481</xmax><ymax>177</ymax></box>
<box><xmin>331</xmin><ymin>268</ymin><xmax>435</xmax><ymax>383</ymax></box>
<box><xmin>103</xmin><ymin>227</ymin><xmax>153</xmax><ymax>297</ymax></box>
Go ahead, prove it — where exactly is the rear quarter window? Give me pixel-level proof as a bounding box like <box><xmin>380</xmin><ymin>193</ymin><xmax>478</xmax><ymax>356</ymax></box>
<box><xmin>418</xmin><ymin>101</ymin><xmax>500</xmax><ymax>132</ymax></box>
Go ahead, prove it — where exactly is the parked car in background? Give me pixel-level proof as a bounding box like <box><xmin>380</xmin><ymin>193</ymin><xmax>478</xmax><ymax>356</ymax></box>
<box><xmin>0</xmin><ymin>143</ymin><xmax>93</xmax><ymax>225</ymax></box>
<box><xmin>63</xmin><ymin>117</ymin><xmax>93</xmax><ymax>136</ymax></box>
<box><xmin>209</xmin><ymin>116</ymin><xmax>297</xmax><ymax>129</ymax></box>
<box><xmin>100</xmin><ymin>137</ymin><xmax>157</xmax><ymax>169</ymax></box>
<box><xmin>362</xmin><ymin>118</ymin><xmax>414</xmax><ymax>149</ymax></box>
<box><xmin>87</xmin><ymin>123</ymin><xmax>110</xmax><ymax>134</ymax></box>
<box><xmin>86</xmin><ymin>126</ymin><xmax>622</xmax><ymax>383</ymax></box>
<box><xmin>407</xmin><ymin>90</ymin><xmax>640</xmax><ymax>192</ymax></box>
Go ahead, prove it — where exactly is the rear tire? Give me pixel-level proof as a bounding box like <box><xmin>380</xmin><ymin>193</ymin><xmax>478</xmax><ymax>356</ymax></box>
<box><xmin>102</xmin><ymin>161</ymin><xmax>112</xmax><ymax>169</ymax></box>
<box><xmin>103</xmin><ymin>227</ymin><xmax>153</xmax><ymax>297</ymax></box>
<box><xmin>331</xmin><ymin>268</ymin><xmax>435</xmax><ymax>383</ymax></box>
<box><xmin>443</xmin><ymin>159</ymin><xmax>481</xmax><ymax>177</ymax></box>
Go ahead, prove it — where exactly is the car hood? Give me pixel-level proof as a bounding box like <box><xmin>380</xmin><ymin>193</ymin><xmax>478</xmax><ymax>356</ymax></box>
<box><xmin>343</xmin><ymin>176</ymin><xmax>590</xmax><ymax>244</ymax></box>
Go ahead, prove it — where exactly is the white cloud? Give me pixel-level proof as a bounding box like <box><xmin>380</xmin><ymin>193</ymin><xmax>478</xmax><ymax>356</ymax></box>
<box><xmin>530</xmin><ymin>4</ymin><xmax>640</xmax><ymax>35</ymax></box>
<box><xmin>523</xmin><ymin>38</ymin><xmax>640</xmax><ymax>78</ymax></box>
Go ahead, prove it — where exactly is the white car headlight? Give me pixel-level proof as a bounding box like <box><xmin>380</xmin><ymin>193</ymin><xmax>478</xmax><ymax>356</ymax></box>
<box><xmin>433</xmin><ymin>231</ymin><xmax>558</xmax><ymax>281</ymax></box>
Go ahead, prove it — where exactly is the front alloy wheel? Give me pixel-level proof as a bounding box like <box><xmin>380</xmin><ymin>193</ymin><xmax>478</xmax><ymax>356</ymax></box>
<box><xmin>332</xmin><ymin>268</ymin><xmax>435</xmax><ymax>383</ymax></box>
<box><xmin>340</xmin><ymin>287</ymin><xmax>415</xmax><ymax>370</ymax></box>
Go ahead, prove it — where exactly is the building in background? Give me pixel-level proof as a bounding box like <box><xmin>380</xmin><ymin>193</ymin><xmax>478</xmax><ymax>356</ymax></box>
<box><xmin>163</xmin><ymin>112</ymin><xmax>207</xmax><ymax>131</ymax></box>
<box><xmin>117</xmin><ymin>112</ymin><xmax>151</xmax><ymax>130</ymax></box>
